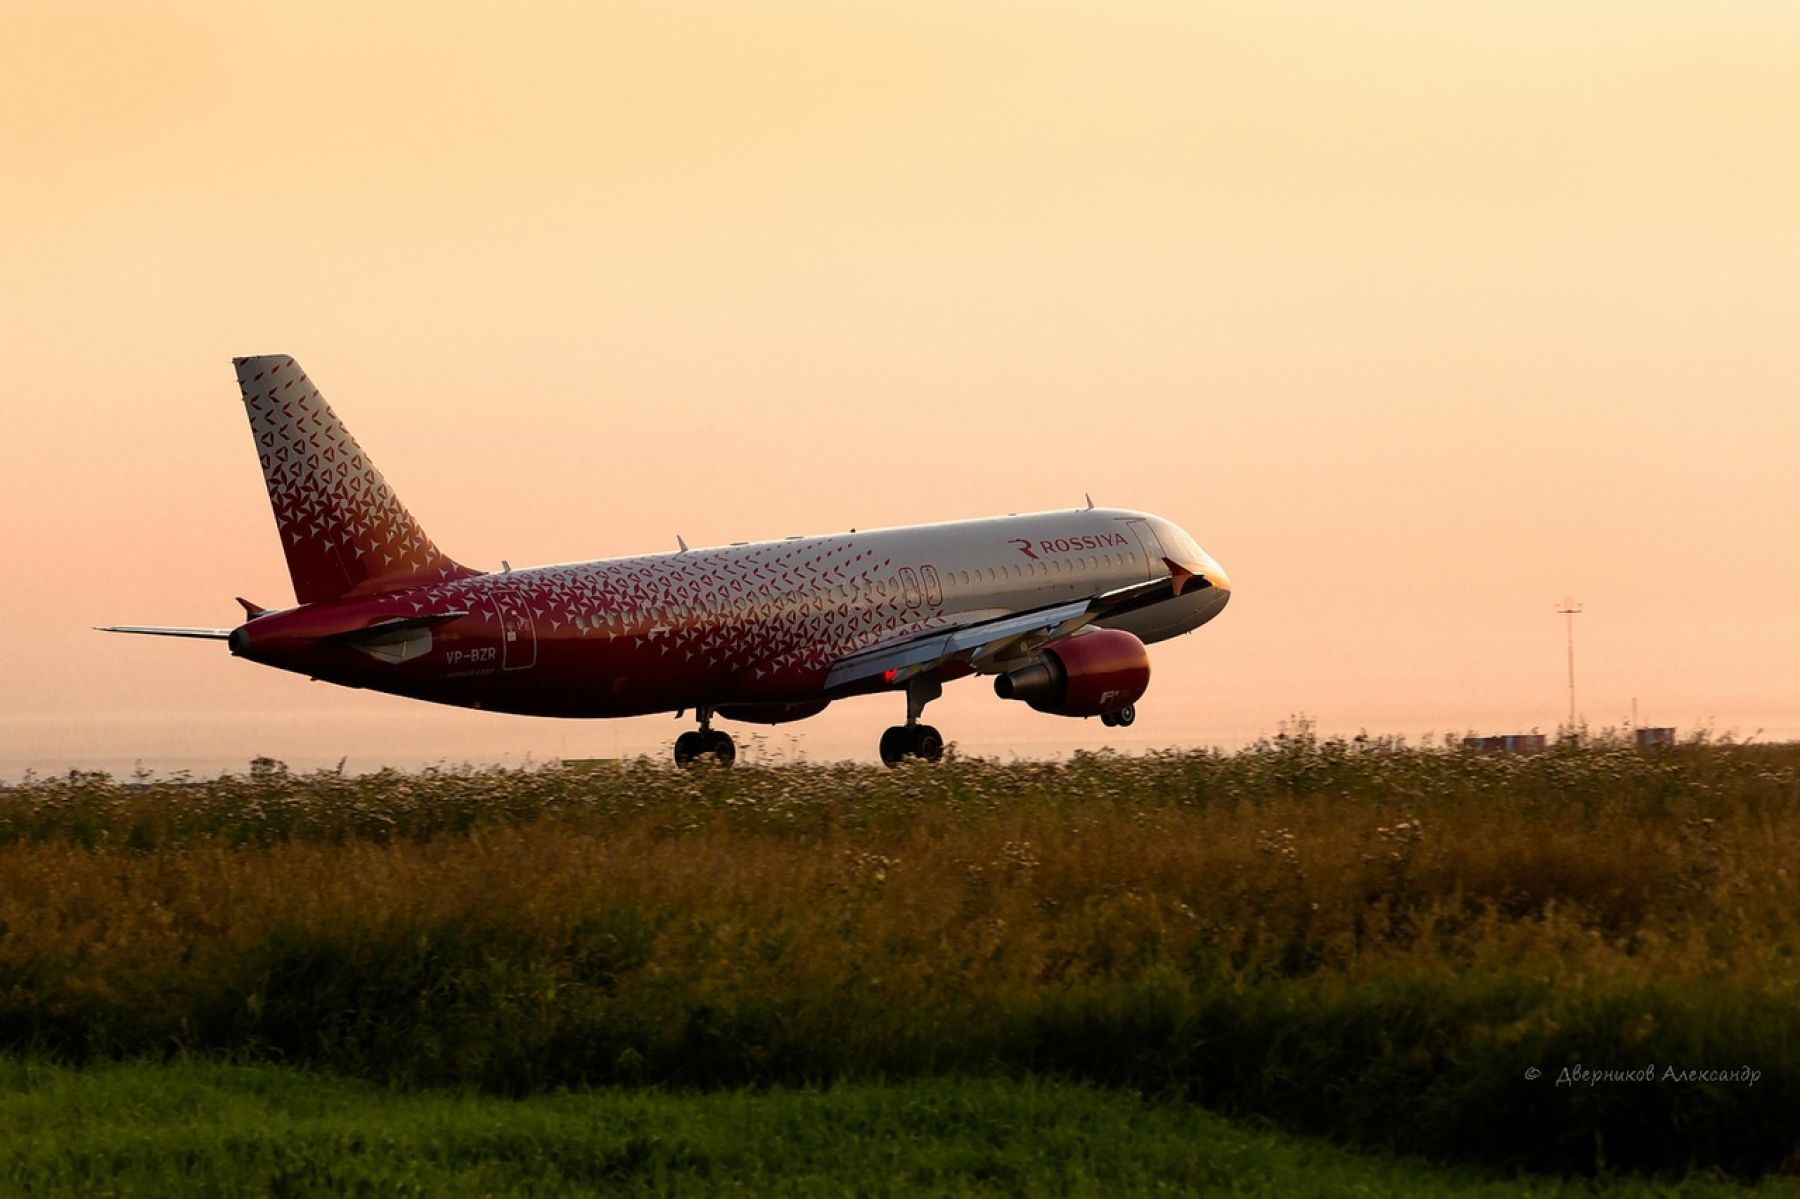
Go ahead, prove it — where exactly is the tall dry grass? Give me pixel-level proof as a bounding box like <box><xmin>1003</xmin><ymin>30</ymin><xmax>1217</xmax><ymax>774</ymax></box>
<box><xmin>2</xmin><ymin>730</ymin><xmax>1798</xmax><ymax>1176</ymax></box>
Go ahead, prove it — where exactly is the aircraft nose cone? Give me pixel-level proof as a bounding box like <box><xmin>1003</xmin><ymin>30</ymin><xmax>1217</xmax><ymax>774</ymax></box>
<box><xmin>1208</xmin><ymin>573</ymin><xmax>1231</xmax><ymax>616</ymax></box>
<box><xmin>1198</xmin><ymin>559</ymin><xmax>1231</xmax><ymax>622</ymax></box>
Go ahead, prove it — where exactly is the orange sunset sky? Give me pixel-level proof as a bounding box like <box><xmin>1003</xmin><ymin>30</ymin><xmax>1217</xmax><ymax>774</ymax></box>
<box><xmin>3</xmin><ymin>2</ymin><xmax>1797</xmax><ymax>774</ymax></box>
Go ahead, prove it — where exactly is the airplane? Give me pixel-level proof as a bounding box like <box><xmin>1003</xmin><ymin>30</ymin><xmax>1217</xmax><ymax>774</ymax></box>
<box><xmin>102</xmin><ymin>356</ymin><xmax>1232</xmax><ymax>766</ymax></box>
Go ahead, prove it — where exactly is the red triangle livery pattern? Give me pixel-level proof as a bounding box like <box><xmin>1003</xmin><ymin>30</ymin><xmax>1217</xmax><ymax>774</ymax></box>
<box><xmin>234</xmin><ymin>355</ymin><xmax>476</xmax><ymax>604</ymax></box>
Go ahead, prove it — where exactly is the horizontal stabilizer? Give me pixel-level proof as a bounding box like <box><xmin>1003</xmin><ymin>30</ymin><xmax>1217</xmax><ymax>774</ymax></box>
<box><xmin>321</xmin><ymin>611</ymin><xmax>469</xmax><ymax>665</ymax></box>
<box><xmin>96</xmin><ymin>626</ymin><xmax>232</xmax><ymax>640</ymax></box>
<box><xmin>320</xmin><ymin>611</ymin><xmax>470</xmax><ymax>645</ymax></box>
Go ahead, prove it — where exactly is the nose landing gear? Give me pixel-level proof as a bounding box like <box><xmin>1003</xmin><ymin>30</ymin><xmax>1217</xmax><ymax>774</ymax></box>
<box><xmin>674</xmin><ymin>707</ymin><xmax>736</xmax><ymax>766</ymax></box>
<box><xmin>1100</xmin><ymin>704</ymin><xmax>1136</xmax><ymax>728</ymax></box>
<box><xmin>879</xmin><ymin>675</ymin><xmax>945</xmax><ymax>767</ymax></box>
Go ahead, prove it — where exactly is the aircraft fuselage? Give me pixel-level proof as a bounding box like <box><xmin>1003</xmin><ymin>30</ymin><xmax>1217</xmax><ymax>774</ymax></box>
<box><xmin>232</xmin><ymin>507</ymin><xmax>1230</xmax><ymax>720</ymax></box>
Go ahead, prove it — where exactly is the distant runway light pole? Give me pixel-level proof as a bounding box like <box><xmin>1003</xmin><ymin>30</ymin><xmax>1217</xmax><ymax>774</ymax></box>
<box><xmin>1555</xmin><ymin>599</ymin><xmax>1583</xmax><ymax>730</ymax></box>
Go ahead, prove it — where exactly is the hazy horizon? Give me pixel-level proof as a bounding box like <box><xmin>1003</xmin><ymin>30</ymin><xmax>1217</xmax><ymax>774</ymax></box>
<box><xmin>5</xmin><ymin>2</ymin><xmax>1796</xmax><ymax>776</ymax></box>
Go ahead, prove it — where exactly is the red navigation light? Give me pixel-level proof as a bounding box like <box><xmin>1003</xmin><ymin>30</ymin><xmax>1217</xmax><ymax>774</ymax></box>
<box><xmin>883</xmin><ymin>669</ymin><xmax>898</xmax><ymax>683</ymax></box>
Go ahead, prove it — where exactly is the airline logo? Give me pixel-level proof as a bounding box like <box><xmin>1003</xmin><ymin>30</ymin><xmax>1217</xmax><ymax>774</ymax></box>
<box><xmin>1010</xmin><ymin>532</ymin><xmax>1130</xmax><ymax>560</ymax></box>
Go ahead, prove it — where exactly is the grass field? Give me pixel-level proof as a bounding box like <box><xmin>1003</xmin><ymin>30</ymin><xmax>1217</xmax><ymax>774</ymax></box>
<box><xmin>3</xmin><ymin>730</ymin><xmax>1798</xmax><ymax>1182</ymax></box>
<box><xmin>0</xmin><ymin>1061</ymin><xmax>1781</xmax><ymax>1196</ymax></box>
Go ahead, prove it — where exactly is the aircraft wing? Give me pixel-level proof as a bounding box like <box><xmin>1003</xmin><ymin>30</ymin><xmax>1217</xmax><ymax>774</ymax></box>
<box><xmin>96</xmin><ymin>626</ymin><xmax>233</xmax><ymax>640</ymax></box>
<box><xmin>822</xmin><ymin>573</ymin><xmax>1194</xmax><ymax>693</ymax></box>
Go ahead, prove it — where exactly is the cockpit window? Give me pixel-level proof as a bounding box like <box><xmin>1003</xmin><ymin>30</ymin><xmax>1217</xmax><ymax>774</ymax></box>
<box><xmin>1156</xmin><ymin>522</ymin><xmax>1224</xmax><ymax>583</ymax></box>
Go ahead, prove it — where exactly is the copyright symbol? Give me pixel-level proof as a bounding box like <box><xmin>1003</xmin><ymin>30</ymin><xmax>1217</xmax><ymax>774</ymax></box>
<box><xmin>1525</xmin><ymin>1067</ymin><xmax>1542</xmax><ymax>1080</ymax></box>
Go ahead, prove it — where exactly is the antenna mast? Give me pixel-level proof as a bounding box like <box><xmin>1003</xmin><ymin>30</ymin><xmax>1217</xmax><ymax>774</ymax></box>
<box><xmin>1555</xmin><ymin>599</ymin><xmax>1583</xmax><ymax>730</ymax></box>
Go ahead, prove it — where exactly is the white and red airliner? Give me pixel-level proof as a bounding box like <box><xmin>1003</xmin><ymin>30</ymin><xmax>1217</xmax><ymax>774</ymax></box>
<box><xmin>104</xmin><ymin>356</ymin><xmax>1231</xmax><ymax>765</ymax></box>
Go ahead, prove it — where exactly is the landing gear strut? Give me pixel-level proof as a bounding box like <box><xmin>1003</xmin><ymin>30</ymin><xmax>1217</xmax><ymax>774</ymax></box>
<box><xmin>1100</xmin><ymin>704</ymin><xmax>1136</xmax><ymax>728</ymax></box>
<box><xmin>674</xmin><ymin>707</ymin><xmax>736</xmax><ymax>766</ymax></box>
<box><xmin>880</xmin><ymin>675</ymin><xmax>945</xmax><ymax>767</ymax></box>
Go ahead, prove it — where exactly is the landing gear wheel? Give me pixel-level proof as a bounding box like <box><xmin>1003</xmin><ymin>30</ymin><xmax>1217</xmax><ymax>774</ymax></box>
<box><xmin>880</xmin><ymin>724</ymin><xmax>944</xmax><ymax>766</ymax></box>
<box><xmin>1101</xmin><ymin>704</ymin><xmax>1136</xmax><ymax>729</ymax></box>
<box><xmin>879</xmin><ymin>726</ymin><xmax>909</xmax><ymax>768</ymax></box>
<box><xmin>676</xmin><ymin>727</ymin><xmax>734</xmax><ymax>767</ymax></box>
<box><xmin>881</xmin><ymin>674</ymin><xmax>948</xmax><ymax>767</ymax></box>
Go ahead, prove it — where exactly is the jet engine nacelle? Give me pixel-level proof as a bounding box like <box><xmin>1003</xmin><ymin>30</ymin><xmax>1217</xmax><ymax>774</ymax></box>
<box><xmin>993</xmin><ymin>628</ymin><xmax>1150</xmax><ymax>717</ymax></box>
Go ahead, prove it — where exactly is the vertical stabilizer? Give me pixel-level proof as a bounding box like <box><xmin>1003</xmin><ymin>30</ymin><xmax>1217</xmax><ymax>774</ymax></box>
<box><xmin>234</xmin><ymin>355</ymin><xmax>476</xmax><ymax>604</ymax></box>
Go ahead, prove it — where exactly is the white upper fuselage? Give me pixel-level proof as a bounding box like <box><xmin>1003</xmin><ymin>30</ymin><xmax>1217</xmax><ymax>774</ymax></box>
<box><xmin>518</xmin><ymin>506</ymin><xmax>1229</xmax><ymax>656</ymax></box>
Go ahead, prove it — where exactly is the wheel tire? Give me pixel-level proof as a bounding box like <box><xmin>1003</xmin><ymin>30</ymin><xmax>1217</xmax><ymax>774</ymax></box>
<box><xmin>707</xmin><ymin>730</ymin><xmax>737</xmax><ymax>766</ymax></box>
<box><xmin>879</xmin><ymin>726</ymin><xmax>908</xmax><ymax>767</ymax></box>
<box><xmin>1100</xmin><ymin>711</ymin><xmax>1118</xmax><ymax>728</ymax></box>
<box><xmin>913</xmin><ymin>725</ymin><xmax>944</xmax><ymax>762</ymax></box>
<box><xmin>1112</xmin><ymin>704</ymin><xmax>1136</xmax><ymax>728</ymax></box>
<box><xmin>674</xmin><ymin>731</ymin><xmax>704</xmax><ymax>766</ymax></box>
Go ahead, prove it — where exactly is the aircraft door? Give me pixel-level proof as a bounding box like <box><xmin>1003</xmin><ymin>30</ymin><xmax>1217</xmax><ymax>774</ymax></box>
<box><xmin>1126</xmin><ymin>519</ymin><xmax>1165</xmax><ymax>582</ymax></box>
<box><xmin>494</xmin><ymin>590</ymin><xmax>537</xmax><ymax>671</ymax></box>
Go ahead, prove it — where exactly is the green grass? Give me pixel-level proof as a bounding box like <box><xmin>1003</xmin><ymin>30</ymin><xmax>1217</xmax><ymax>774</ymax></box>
<box><xmin>0</xmin><ymin>1060</ymin><xmax>1777</xmax><ymax>1196</ymax></box>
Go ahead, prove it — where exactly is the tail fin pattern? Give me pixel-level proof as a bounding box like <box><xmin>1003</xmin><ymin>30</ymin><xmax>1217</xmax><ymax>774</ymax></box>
<box><xmin>234</xmin><ymin>355</ymin><xmax>474</xmax><ymax>605</ymax></box>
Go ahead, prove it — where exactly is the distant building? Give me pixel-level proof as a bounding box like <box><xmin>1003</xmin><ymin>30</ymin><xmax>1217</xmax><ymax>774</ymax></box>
<box><xmin>1634</xmin><ymin>727</ymin><xmax>1677</xmax><ymax>749</ymax></box>
<box><xmin>1462</xmin><ymin>734</ymin><xmax>1548</xmax><ymax>753</ymax></box>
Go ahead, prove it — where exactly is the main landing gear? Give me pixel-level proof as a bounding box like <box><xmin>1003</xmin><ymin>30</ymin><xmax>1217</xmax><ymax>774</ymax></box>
<box><xmin>1100</xmin><ymin>704</ymin><xmax>1136</xmax><ymax>728</ymax></box>
<box><xmin>674</xmin><ymin>707</ymin><xmax>736</xmax><ymax>766</ymax></box>
<box><xmin>880</xmin><ymin>676</ymin><xmax>944</xmax><ymax>767</ymax></box>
